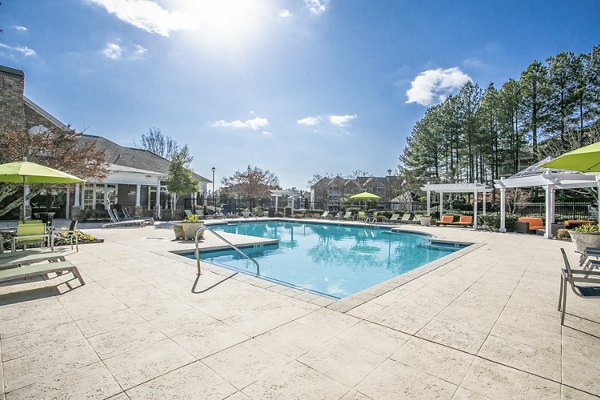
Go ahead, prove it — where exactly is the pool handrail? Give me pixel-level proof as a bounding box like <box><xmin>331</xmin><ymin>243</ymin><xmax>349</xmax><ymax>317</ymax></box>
<box><xmin>194</xmin><ymin>225</ymin><xmax>261</xmax><ymax>277</ymax></box>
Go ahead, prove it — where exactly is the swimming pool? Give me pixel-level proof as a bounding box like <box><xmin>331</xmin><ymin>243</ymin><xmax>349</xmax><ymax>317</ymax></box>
<box><xmin>187</xmin><ymin>221</ymin><xmax>467</xmax><ymax>299</ymax></box>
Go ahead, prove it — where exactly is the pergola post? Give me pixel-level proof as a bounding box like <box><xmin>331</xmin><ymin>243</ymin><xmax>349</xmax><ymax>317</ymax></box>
<box><xmin>473</xmin><ymin>189</ymin><xmax>478</xmax><ymax>230</ymax></box>
<box><xmin>135</xmin><ymin>184</ymin><xmax>141</xmax><ymax>207</ymax></box>
<box><xmin>499</xmin><ymin>187</ymin><xmax>506</xmax><ymax>233</ymax></box>
<box><xmin>439</xmin><ymin>192</ymin><xmax>444</xmax><ymax>217</ymax></box>
<box><xmin>74</xmin><ymin>184</ymin><xmax>80</xmax><ymax>207</ymax></box>
<box><xmin>426</xmin><ymin>190</ymin><xmax>431</xmax><ymax>216</ymax></box>
<box><xmin>275</xmin><ymin>195</ymin><xmax>279</xmax><ymax>212</ymax></box>
<box><xmin>155</xmin><ymin>180</ymin><xmax>161</xmax><ymax>220</ymax></box>
<box><xmin>482</xmin><ymin>190</ymin><xmax>487</xmax><ymax>215</ymax></box>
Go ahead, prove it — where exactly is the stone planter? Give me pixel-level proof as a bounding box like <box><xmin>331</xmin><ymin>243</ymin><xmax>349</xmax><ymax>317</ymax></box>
<box><xmin>420</xmin><ymin>216</ymin><xmax>432</xmax><ymax>226</ymax></box>
<box><xmin>568</xmin><ymin>230</ymin><xmax>600</xmax><ymax>252</ymax></box>
<box><xmin>173</xmin><ymin>224</ymin><xmax>185</xmax><ymax>240</ymax></box>
<box><xmin>180</xmin><ymin>222</ymin><xmax>205</xmax><ymax>240</ymax></box>
<box><xmin>241</xmin><ymin>211</ymin><xmax>251</xmax><ymax>218</ymax></box>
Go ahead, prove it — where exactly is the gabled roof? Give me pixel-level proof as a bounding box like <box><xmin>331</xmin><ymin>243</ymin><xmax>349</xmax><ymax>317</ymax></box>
<box><xmin>23</xmin><ymin>96</ymin><xmax>68</xmax><ymax>130</ymax></box>
<box><xmin>364</xmin><ymin>177</ymin><xmax>386</xmax><ymax>187</ymax></box>
<box><xmin>78</xmin><ymin>134</ymin><xmax>210</xmax><ymax>182</ymax></box>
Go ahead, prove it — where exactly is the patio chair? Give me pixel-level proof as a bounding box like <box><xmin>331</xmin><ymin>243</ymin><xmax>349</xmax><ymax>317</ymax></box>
<box><xmin>184</xmin><ymin>209</ymin><xmax>194</xmax><ymax>218</ymax></box>
<box><xmin>319</xmin><ymin>211</ymin><xmax>330</xmax><ymax>219</ymax></box>
<box><xmin>0</xmin><ymin>249</ymin><xmax>67</xmax><ymax>270</ymax></box>
<box><xmin>368</xmin><ymin>211</ymin><xmax>381</xmax><ymax>224</ymax></box>
<box><xmin>12</xmin><ymin>222</ymin><xmax>50</xmax><ymax>252</ymax></box>
<box><xmin>559</xmin><ymin>248</ymin><xmax>600</xmax><ymax>325</ymax></box>
<box><xmin>0</xmin><ymin>260</ymin><xmax>85</xmax><ymax>288</ymax></box>
<box><xmin>342</xmin><ymin>211</ymin><xmax>353</xmax><ymax>220</ymax></box>
<box><xmin>331</xmin><ymin>211</ymin><xmax>342</xmax><ymax>219</ymax></box>
<box><xmin>389</xmin><ymin>214</ymin><xmax>400</xmax><ymax>223</ymax></box>
<box><xmin>51</xmin><ymin>220</ymin><xmax>79</xmax><ymax>252</ymax></box>
<box><xmin>357</xmin><ymin>211</ymin><xmax>367</xmax><ymax>222</ymax></box>
<box><xmin>579</xmin><ymin>247</ymin><xmax>600</xmax><ymax>268</ymax></box>
<box><xmin>399</xmin><ymin>213</ymin><xmax>412</xmax><ymax>223</ymax></box>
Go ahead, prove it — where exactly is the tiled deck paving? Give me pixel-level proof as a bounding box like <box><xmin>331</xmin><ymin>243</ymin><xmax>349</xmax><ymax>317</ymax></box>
<box><xmin>1</xmin><ymin>219</ymin><xmax>599</xmax><ymax>399</ymax></box>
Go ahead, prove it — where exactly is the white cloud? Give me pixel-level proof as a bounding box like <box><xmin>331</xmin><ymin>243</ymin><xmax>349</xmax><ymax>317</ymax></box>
<box><xmin>406</xmin><ymin>67</ymin><xmax>471</xmax><ymax>106</ymax></box>
<box><xmin>213</xmin><ymin>117</ymin><xmax>269</xmax><ymax>131</ymax></box>
<box><xmin>14</xmin><ymin>25</ymin><xmax>28</xmax><ymax>32</ymax></box>
<box><xmin>133</xmin><ymin>44</ymin><xmax>147</xmax><ymax>56</ymax></box>
<box><xmin>304</xmin><ymin>0</ymin><xmax>326</xmax><ymax>15</ymax></box>
<box><xmin>262</xmin><ymin>131</ymin><xmax>272</xmax><ymax>136</ymax></box>
<box><xmin>278</xmin><ymin>9</ymin><xmax>292</xmax><ymax>18</ymax></box>
<box><xmin>329</xmin><ymin>114</ymin><xmax>357</xmax><ymax>127</ymax></box>
<box><xmin>0</xmin><ymin>43</ymin><xmax>36</xmax><ymax>57</ymax></box>
<box><xmin>297</xmin><ymin>116</ymin><xmax>321</xmax><ymax>126</ymax></box>
<box><xmin>89</xmin><ymin>0</ymin><xmax>198</xmax><ymax>37</ymax></box>
<box><xmin>102</xmin><ymin>42</ymin><xmax>123</xmax><ymax>59</ymax></box>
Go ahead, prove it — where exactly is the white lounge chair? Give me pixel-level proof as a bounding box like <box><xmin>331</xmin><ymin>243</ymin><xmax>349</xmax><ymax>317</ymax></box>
<box><xmin>0</xmin><ymin>261</ymin><xmax>84</xmax><ymax>288</ymax></box>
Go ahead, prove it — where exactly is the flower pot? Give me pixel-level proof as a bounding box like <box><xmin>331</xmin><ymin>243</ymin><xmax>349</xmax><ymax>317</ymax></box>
<box><xmin>173</xmin><ymin>224</ymin><xmax>185</xmax><ymax>240</ymax></box>
<box><xmin>568</xmin><ymin>230</ymin><xmax>600</xmax><ymax>252</ymax></box>
<box><xmin>181</xmin><ymin>222</ymin><xmax>205</xmax><ymax>240</ymax></box>
<box><xmin>420</xmin><ymin>216</ymin><xmax>432</xmax><ymax>226</ymax></box>
<box><xmin>241</xmin><ymin>211</ymin><xmax>251</xmax><ymax>218</ymax></box>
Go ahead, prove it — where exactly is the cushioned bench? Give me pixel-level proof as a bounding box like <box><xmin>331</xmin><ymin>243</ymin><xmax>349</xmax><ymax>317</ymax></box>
<box><xmin>0</xmin><ymin>261</ymin><xmax>85</xmax><ymax>287</ymax></box>
<box><xmin>514</xmin><ymin>217</ymin><xmax>544</xmax><ymax>233</ymax></box>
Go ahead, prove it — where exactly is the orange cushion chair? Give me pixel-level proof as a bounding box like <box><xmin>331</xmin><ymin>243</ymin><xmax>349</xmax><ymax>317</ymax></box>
<box><xmin>455</xmin><ymin>216</ymin><xmax>473</xmax><ymax>226</ymax></box>
<box><xmin>517</xmin><ymin>217</ymin><xmax>544</xmax><ymax>233</ymax></box>
<box><xmin>435</xmin><ymin>215</ymin><xmax>454</xmax><ymax>225</ymax></box>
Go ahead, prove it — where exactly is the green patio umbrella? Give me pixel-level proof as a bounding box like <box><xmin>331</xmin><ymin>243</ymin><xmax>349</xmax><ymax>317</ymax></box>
<box><xmin>350</xmin><ymin>191</ymin><xmax>381</xmax><ymax>210</ymax></box>
<box><xmin>0</xmin><ymin>161</ymin><xmax>85</xmax><ymax>220</ymax></box>
<box><xmin>350</xmin><ymin>191</ymin><xmax>381</xmax><ymax>200</ymax></box>
<box><xmin>541</xmin><ymin>141</ymin><xmax>600</xmax><ymax>172</ymax></box>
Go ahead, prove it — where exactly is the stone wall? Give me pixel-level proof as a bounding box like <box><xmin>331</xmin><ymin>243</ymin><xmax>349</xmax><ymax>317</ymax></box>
<box><xmin>0</xmin><ymin>65</ymin><xmax>26</xmax><ymax>132</ymax></box>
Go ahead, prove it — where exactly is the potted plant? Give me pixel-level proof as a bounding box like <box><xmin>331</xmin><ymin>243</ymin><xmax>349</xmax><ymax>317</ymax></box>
<box><xmin>177</xmin><ymin>214</ymin><xmax>205</xmax><ymax>240</ymax></box>
<box><xmin>420</xmin><ymin>215</ymin><xmax>432</xmax><ymax>226</ymax></box>
<box><xmin>241</xmin><ymin>208</ymin><xmax>251</xmax><ymax>218</ymax></box>
<box><xmin>568</xmin><ymin>223</ymin><xmax>600</xmax><ymax>252</ymax></box>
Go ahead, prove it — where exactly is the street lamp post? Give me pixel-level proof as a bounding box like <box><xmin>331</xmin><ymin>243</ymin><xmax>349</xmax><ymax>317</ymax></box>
<box><xmin>212</xmin><ymin>166</ymin><xmax>216</xmax><ymax>210</ymax></box>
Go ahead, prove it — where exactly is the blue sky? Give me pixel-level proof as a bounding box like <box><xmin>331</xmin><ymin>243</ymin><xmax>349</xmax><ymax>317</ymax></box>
<box><xmin>1</xmin><ymin>0</ymin><xmax>599</xmax><ymax>189</ymax></box>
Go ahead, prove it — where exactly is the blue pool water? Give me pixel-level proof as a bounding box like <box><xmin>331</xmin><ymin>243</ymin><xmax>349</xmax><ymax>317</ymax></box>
<box><xmin>188</xmin><ymin>221</ymin><xmax>466</xmax><ymax>299</ymax></box>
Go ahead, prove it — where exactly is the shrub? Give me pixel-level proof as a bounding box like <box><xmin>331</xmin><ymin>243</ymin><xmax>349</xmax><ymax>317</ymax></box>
<box><xmin>575</xmin><ymin>224</ymin><xmax>599</xmax><ymax>233</ymax></box>
<box><xmin>478</xmin><ymin>214</ymin><xmax>519</xmax><ymax>231</ymax></box>
<box><xmin>183</xmin><ymin>214</ymin><xmax>203</xmax><ymax>223</ymax></box>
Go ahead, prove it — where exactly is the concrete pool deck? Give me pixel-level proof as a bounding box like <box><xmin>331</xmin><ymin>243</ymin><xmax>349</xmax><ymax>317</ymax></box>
<box><xmin>0</xmin><ymin>218</ymin><xmax>599</xmax><ymax>399</ymax></box>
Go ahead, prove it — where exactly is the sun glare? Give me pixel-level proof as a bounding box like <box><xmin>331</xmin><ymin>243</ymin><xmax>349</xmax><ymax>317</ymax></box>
<box><xmin>179</xmin><ymin>0</ymin><xmax>270</xmax><ymax>46</ymax></box>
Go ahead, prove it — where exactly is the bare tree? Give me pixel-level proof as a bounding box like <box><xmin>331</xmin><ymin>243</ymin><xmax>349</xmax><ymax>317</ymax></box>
<box><xmin>221</xmin><ymin>166</ymin><xmax>279</xmax><ymax>202</ymax></box>
<box><xmin>0</xmin><ymin>127</ymin><xmax>108</xmax><ymax>216</ymax></box>
<box><xmin>136</xmin><ymin>128</ymin><xmax>180</xmax><ymax>160</ymax></box>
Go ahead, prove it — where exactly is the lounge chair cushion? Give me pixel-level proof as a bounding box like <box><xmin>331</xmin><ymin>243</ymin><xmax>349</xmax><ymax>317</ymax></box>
<box><xmin>517</xmin><ymin>217</ymin><xmax>544</xmax><ymax>232</ymax></box>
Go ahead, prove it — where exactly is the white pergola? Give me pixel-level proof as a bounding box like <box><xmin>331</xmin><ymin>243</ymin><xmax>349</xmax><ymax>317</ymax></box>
<box><xmin>495</xmin><ymin>169</ymin><xmax>600</xmax><ymax>238</ymax></box>
<box><xmin>271</xmin><ymin>189</ymin><xmax>300</xmax><ymax>216</ymax></box>
<box><xmin>421</xmin><ymin>183</ymin><xmax>493</xmax><ymax>229</ymax></box>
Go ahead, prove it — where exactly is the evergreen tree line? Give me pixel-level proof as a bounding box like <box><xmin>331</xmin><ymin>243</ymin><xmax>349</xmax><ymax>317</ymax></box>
<box><xmin>399</xmin><ymin>45</ymin><xmax>600</xmax><ymax>186</ymax></box>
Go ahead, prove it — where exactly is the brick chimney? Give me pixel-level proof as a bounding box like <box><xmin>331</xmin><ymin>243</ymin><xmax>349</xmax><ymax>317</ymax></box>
<box><xmin>0</xmin><ymin>65</ymin><xmax>26</xmax><ymax>132</ymax></box>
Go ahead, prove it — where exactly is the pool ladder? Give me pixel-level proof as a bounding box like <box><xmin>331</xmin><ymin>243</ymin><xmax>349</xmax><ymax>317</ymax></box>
<box><xmin>194</xmin><ymin>226</ymin><xmax>261</xmax><ymax>277</ymax></box>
